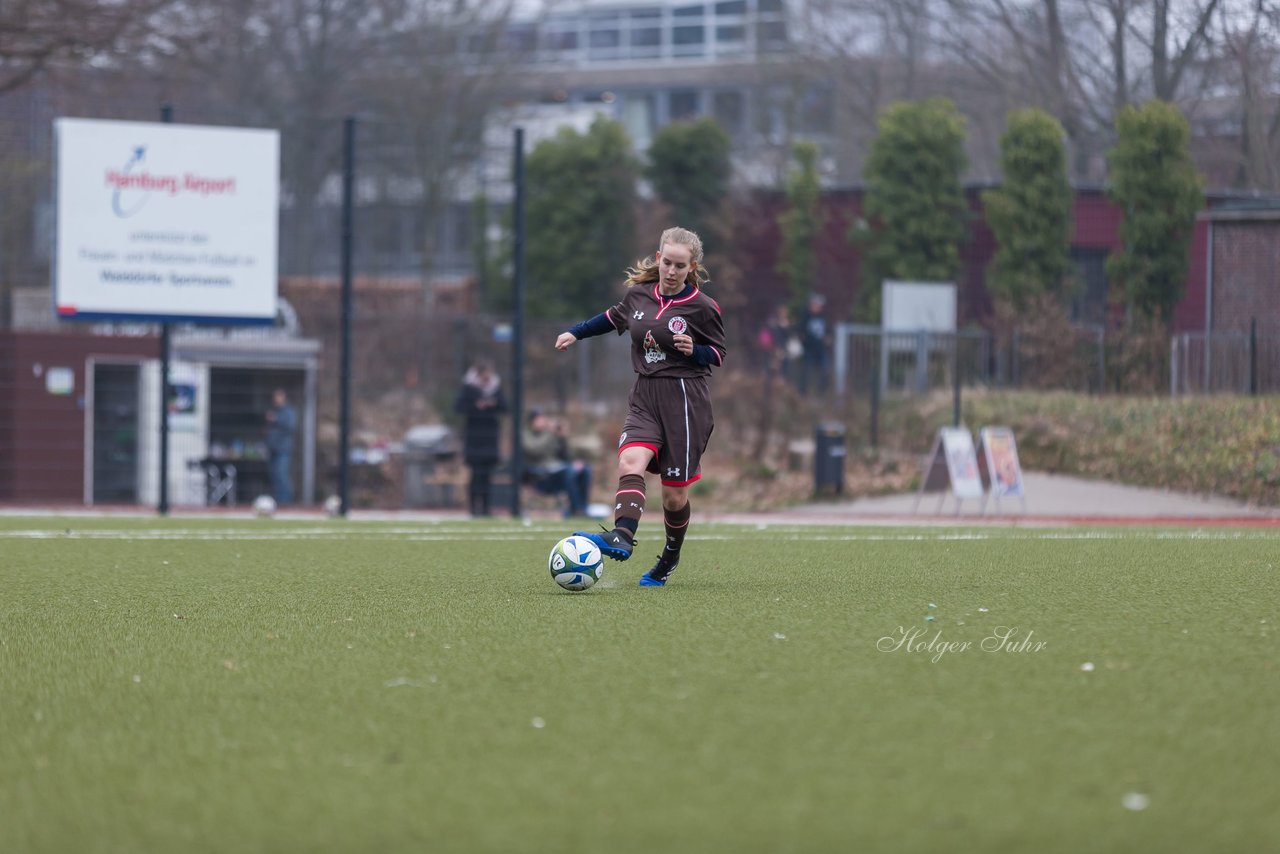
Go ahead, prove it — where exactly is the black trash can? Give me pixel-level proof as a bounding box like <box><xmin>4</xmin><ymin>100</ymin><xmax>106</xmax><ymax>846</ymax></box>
<box><xmin>814</xmin><ymin>422</ymin><xmax>846</xmax><ymax>496</ymax></box>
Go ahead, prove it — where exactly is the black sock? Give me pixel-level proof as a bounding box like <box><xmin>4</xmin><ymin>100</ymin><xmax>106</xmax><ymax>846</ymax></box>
<box><xmin>663</xmin><ymin>500</ymin><xmax>690</xmax><ymax>560</ymax></box>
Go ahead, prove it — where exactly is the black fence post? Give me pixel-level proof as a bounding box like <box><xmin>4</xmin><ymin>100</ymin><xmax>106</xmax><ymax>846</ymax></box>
<box><xmin>1011</xmin><ymin>330</ymin><xmax>1020</xmax><ymax>388</ymax></box>
<box><xmin>510</xmin><ymin>127</ymin><xmax>526</xmax><ymax>519</ymax></box>
<box><xmin>869</xmin><ymin>359</ymin><xmax>879</xmax><ymax>449</ymax></box>
<box><xmin>1250</xmin><ymin>317</ymin><xmax>1258</xmax><ymax>396</ymax></box>
<box><xmin>952</xmin><ymin>337</ymin><xmax>962</xmax><ymax>427</ymax></box>
<box><xmin>158</xmin><ymin>103</ymin><xmax>173</xmax><ymax>516</ymax></box>
<box><xmin>338</xmin><ymin>116</ymin><xmax>356</xmax><ymax>516</ymax></box>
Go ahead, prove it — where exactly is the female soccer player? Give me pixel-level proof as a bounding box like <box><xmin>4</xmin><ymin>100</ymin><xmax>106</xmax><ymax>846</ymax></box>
<box><xmin>554</xmin><ymin>226</ymin><xmax>726</xmax><ymax>587</ymax></box>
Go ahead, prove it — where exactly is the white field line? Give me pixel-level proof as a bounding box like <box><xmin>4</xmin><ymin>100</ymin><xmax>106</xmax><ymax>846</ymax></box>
<box><xmin>0</xmin><ymin>527</ymin><xmax>1277</xmax><ymax>542</ymax></box>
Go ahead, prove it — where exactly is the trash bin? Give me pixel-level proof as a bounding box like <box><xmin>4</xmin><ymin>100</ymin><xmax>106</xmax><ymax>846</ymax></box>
<box><xmin>403</xmin><ymin>425</ymin><xmax>459</xmax><ymax>507</ymax></box>
<box><xmin>814</xmin><ymin>421</ymin><xmax>846</xmax><ymax>496</ymax></box>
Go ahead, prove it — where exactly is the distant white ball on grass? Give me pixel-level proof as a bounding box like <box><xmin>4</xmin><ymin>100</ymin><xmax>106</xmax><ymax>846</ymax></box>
<box><xmin>323</xmin><ymin>494</ymin><xmax>342</xmax><ymax>518</ymax></box>
<box><xmin>547</xmin><ymin>535</ymin><xmax>603</xmax><ymax>592</ymax></box>
<box><xmin>253</xmin><ymin>495</ymin><xmax>277</xmax><ymax>518</ymax></box>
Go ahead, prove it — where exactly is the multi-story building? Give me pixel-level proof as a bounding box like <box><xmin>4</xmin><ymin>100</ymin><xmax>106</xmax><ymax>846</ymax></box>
<box><xmin>489</xmin><ymin>0</ymin><xmax>834</xmax><ymax>183</ymax></box>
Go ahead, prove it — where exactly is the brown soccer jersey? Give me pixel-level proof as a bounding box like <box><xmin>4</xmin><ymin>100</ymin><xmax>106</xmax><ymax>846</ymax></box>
<box><xmin>595</xmin><ymin>282</ymin><xmax>727</xmax><ymax>486</ymax></box>
<box><xmin>604</xmin><ymin>283</ymin><xmax>726</xmax><ymax>377</ymax></box>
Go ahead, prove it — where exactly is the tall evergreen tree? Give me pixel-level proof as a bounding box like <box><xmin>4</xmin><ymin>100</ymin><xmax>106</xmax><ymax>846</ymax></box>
<box><xmin>777</xmin><ymin>140</ymin><xmax>824</xmax><ymax>309</ymax></box>
<box><xmin>1105</xmin><ymin>101</ymin><xmax>1203</xmax><ymax>323</ymax></box>
<box><xmin>983</xmin><ymin>109</ymin><xmax>1073</xmax><ymax>311</ymax></box>
<box><xmin>646</xmin><ymin>117</ymin><xmax>732</xmax><ymax>252</ymax></box>
<box><xmin>857</xmin><ymin>98</ymin><xmax>968</xmax><ymax>321</ymax></box>
<box><xmin>525</xmin><ymin>116</ymin><xmax>640</xmax><ymax>318</ymax></box>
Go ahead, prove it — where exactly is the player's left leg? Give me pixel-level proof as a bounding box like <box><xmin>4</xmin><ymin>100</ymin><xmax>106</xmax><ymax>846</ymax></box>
<box><xmin>640</xmin><ymin>484</ymin><xmax>690</xmax><ymax>587</ymax></box>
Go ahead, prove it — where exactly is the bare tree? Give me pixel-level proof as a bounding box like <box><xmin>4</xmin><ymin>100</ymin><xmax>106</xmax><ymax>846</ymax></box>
<box><xmin>792</xmin><ymin>0</ymin><xmax>950</xmax><ymax>180</ymax></box>
<box><xmin>1209</xmin><ymin>0</ymin><xmax>1280</xmax><ymax>188</ymax></box>
<box><xmin>0</xmin><ymin>0</ymin><xmax>178</xmax><ymax>93</ymax></box>
<box><xmin>360</xmin><ymin>0</ymin><xmax>526</xmax><ymax>282</ymax></box>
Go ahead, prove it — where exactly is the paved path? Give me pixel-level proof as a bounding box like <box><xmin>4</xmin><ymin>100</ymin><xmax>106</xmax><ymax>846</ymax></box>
<box><xmin>709</xmin><ymin>471</ymin><xmax>1280</xmax><ymax>526</ymax></box>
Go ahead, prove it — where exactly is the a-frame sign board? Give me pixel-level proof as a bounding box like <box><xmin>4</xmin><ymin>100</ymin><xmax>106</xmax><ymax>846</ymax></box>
<box><xmin>914</xmin><ymin>426</ymin><xmax>984</xmax><ymax>515</ymax></box>
<box><xmin>977</xmin><ymin>426</ymin><xmax>1027</xmax><ymax>515</ymax></box>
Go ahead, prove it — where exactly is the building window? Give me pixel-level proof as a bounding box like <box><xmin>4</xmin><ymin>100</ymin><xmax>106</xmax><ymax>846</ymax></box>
<box><xmin>1069</xmin><ymin>247</ymin><xmax>1109</xmax><ymax>323</ymax></box>
<box><xmin>716</xmin><ymin>24</ymin><xmax>745</xmax><ymax>43</ymax></box>
<box><xmin>670</xmin><ymin>90</ymin><xmax>700</xmax><ymax>121</ymax></box>
<box><xmin>504</xmin><ymin>23</ymin><xmax>537</xmax><ymax>53</ymax></box>
<box><xmin>623</xmin><ymin>94</ymin><xmax>657</xmax><ymax>150</ymax></box>
<box><xmin>631</xmin><ymin>27</ymin><xmax>661</xmax><ymax>47</ymax></box>
<box><xmin>544</xmin><ymin>29</ymin><xmax>578</xmax><ymax>51</ymax></box>
<box><xmin>674</xmin><ymin>25</ymin><xmax>706</xmax><ymax>45</ymax></box>
<box><xmin>798</xmin><ymin>86</ymin><xmax>834</xmax><ymax>134</ymax></box>
<box><xmin>674</xmin><ymin>4</ymin><xmax>705</xmax><ymax>17</ymax></box>
<box><xmin>757</xmin><ymin>20</ymin><xmax>787</xmax><ymax>48</ymax></box>
<box><xmin>712</xmin><ymin>90</ymin><xmax>745</xmax><ymax>135</ymax></box>
<box><xmin>715</xmin><ymin>0</ymin><xmax>746</xmax><ymax>13</ymax></box>
<box><xmin>589</xmin><ymin>29</ymin><xmax>621</xmax><ymax>48</ymax></box>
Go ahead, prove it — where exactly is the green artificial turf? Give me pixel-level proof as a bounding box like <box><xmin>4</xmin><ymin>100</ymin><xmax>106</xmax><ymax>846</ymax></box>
<box><xmin>1</xmin><ymin>517</ymin><xmax>1277</xmax><ymax>853</ymax></box>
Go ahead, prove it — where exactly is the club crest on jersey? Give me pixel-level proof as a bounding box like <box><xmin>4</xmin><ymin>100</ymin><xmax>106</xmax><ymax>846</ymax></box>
<box><xmin>643</xmin><ymin>330</ymin><xmax>666</xmax><ymax>364</ymax></box>
<box><xmin>667</xmin><ymin>316</ymin><xmax>688</xmax><ymax>335</ymax></box>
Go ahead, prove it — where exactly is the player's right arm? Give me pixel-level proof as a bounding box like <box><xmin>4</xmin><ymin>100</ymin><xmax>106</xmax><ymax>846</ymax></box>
<box><xmin>558</xmin><ymin>295</ymin><xmax>631</xmax><ymax>351</ymax></box>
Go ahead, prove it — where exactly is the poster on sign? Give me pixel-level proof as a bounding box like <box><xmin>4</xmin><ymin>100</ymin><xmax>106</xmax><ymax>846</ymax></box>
<box><xmin>979</xmin><ymin>427</ymin><xmax>1025</xmax><ymax>498</ymax></box>
<box><xmin>940</xmin><ymin>427</ymin><xmax>984</xmax><ymax>498</ymax></box>
<box><xmin>54</xmin><ymin>118</ymin><xmax>280</xmax><ymax>324</ymax></box>
<box><xmin>915</xmin><ymin>426</ymin><xmax>984</xmax><ymax>513</ymax></box>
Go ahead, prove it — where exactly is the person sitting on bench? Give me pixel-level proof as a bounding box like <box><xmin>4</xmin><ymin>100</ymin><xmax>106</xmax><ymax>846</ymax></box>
<box><xmin>522</xmin><ymin>410</ymin><xmax>592</xmax><ymax>518</ymax></box>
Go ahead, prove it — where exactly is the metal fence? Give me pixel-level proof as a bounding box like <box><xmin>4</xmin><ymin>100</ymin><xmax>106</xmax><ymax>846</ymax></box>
<box><xmin>833</xmin><ymin>323</ymin><xmax>1109</xmax><ymax>397</ymax></box>
<box><xmin>4</xmin><ymin>310</ymin><xmax>1277</xmax><ymax>512</ymax></box>
<box><xmin>1171</xmin><ymin>331</ymin><xmax>1280</xmax><ymax>395</ymax></box>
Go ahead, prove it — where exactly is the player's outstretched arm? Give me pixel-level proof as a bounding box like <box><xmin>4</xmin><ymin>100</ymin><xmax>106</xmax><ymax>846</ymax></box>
<box><xmin>555</xmin><ymin>332</ymin><xmax>577</xmax><ymax>351</ymax></box>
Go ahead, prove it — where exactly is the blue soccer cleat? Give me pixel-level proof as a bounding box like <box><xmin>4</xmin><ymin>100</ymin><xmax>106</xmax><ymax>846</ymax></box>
<box><xmin>573</xmin><ymin>527</ymin><xmax>634</xmax><ymax>561</ymax></box>
<box><xmin>639</xmin><ymin>552</ymin><xmax>679</xmax><ymax>587</ymax></box>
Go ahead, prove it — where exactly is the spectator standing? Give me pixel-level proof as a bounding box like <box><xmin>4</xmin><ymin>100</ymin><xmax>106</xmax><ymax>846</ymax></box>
<box><xmin>265</xmin><ymin>388</ymin><xmax>297</xmax><ymax>505</ymax></box>
<box><xmin>799</xmin><ymin>293</ymin><xmax>830</xmax><ymax>394</ymax></box>
<box><xmin>454</xmin><ymin>360</ymin><xmax>507</xmax><ymax>517</ymax></box>
<box><xmin>766</xmin><ymin>303</ymin><xmax>797</xmax><ymax>383</ymax></box>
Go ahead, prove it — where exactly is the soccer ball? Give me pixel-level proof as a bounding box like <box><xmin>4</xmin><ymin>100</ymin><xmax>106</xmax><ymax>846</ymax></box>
<box><xmin>323</xmin><ymin>494</ymin><xmax>342</xmax><ymax>518</ymax></box>
<box><xmin>253</xmin><ymin>494</ymin><xmax>277</xmax><ymax>518</ymax></box>
<box><xmin>548</xmin><ymin>535</ymin><xmax>603</xmax><ymax>592</ymax></box>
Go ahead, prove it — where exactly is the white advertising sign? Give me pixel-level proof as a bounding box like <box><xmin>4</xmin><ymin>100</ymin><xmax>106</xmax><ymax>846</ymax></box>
<box><xmin>882</xmin><ymin>281</ymin><xmax>956</xmax><ymax>332</ymax></box>
<box><xmin>55</xmin><ymin>118</ymin><xmax>279</xmax><ymax>324</ymax></box>
<box><xmin>940</xmin><ymin>427</ymin><xmax>984</xmax><ymax>499</ymax></box>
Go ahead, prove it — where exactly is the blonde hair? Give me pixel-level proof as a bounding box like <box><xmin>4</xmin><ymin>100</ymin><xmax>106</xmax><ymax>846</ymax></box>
<box><xmin>624</xmin><ymin>226</ymin><xmax>710</xmax><ymax>287</ymax></box>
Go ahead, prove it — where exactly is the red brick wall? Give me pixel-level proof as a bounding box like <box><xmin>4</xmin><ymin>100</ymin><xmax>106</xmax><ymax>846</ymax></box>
<box><xmin>0</xmin><ymin>332</ymin><xmax>159</xmax><ymax>503</ymax></box>
<box><xmin>1210</xmin><ymin>219</ymin><xmax>1280</xmax><ymax>336</ymax></box>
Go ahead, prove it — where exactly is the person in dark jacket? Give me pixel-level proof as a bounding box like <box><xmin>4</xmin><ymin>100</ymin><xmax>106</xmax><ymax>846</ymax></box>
<box><xmin>798</xmin><ymin>292</ymin><xmax>829</xmax><ymax>395</ymax></box>
<box><xmin>454</xmin><ymin>360</ymin><xmax>507</xmax><ymax>516</ymax></box>
<box><xmin>265</xmin><ymin>387</ymin><xmax>297</xmax><ymax>505</ymax></box>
